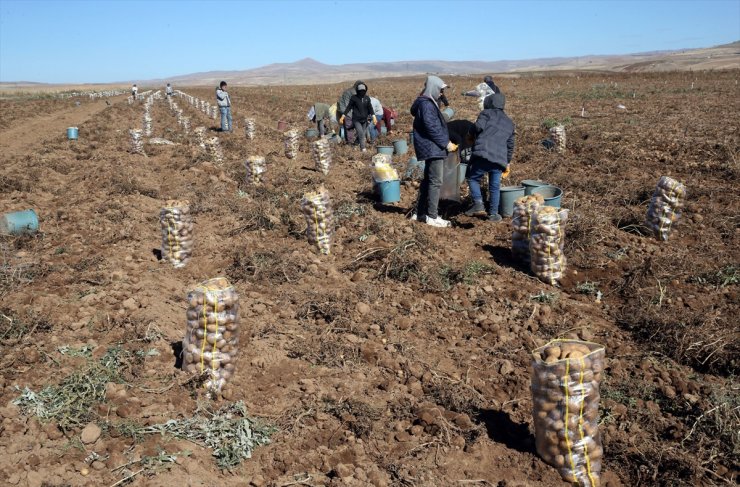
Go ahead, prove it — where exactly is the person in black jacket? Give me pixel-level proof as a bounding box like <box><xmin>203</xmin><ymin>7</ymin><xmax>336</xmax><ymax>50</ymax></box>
<box><xmin>465</xmin><ymin>93</ymin><xmax>515</xmax><ymax>222</ymax></box>
<box><xmin>341</xmin><ymin>82</ymin><xmax>376</xmax><ymax>152</ymax></box>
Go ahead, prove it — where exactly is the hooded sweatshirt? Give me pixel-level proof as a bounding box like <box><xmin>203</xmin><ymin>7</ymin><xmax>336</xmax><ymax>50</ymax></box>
<box><xmin>338</xmin><ymin>80</ymin><xmax>364</xmax><ymax>114</ymax></box>
<box><xmin>344</xmin><ymin>82</ymin><xmax>373</xmax><ymax>123</ymax></box>
<box><xmin>469</xmin><ymin>93</ymin><xmax>515</xmax><ymax>167</ymax></box>
<box><xmin>216</xmin><ymin>86</ymin><xmax>231</xmax><ymax>107</ymax></box>
<box><xmin>410</xmin><ymin>75</ymin><xmax>450</xmax><ymax>161</ymax></box>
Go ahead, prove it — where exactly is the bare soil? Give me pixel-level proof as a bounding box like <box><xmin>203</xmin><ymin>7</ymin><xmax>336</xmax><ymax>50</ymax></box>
<box><xmin>0</xmin><ymin>71</ymin><xmax>737</xmax><ymax>487</ymax></box>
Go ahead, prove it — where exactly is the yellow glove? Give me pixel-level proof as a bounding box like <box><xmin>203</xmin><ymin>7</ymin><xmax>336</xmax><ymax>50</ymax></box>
<box><xmin>339</xmin><ymin>115</ymin><xmax>345</xmax><ymax>124</ymax></box>
<box><xmin>372</xmin><ymin>115</ymin><xmax>377</xmax><ymax>125</ymax></box>
<box><xmin>502</xmin><ymin>166</ymin><xmax>511</xmax><ymax>178</ymax></box>
<box><xmin>446</xmin><ymin>142</ymin><xmax>458</xmax><ymax>152</ymax></box>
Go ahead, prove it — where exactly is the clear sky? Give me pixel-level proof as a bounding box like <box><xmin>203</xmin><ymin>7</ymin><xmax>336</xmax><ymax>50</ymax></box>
<box><xmin>1</xmin><ymin>0</ymin><xmax>738</xmax><ymax>83</ymax></box>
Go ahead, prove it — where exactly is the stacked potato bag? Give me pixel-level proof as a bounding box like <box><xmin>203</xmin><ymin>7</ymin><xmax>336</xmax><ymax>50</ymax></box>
<box><xmin>311</xmin><ymin>137</ymin><xmax>332</xmax><ymax>175</ymax></box>
<box><xmin>284</xmin><ymin>129</ymin><xmax>300</xmax><ymax>159</ymax></box>
<box><xmin>531</xmin><ymin>340</ymin><xmax>605</xmax><ymax>487</ymax></box>
<box><xmin>129</xmin><ymin>129</ymin><xmax>145</xmax><ymax>155</ymax></box>
<box><xmin>205</xmin><ymin>137</ymin><xmax>224</xmax><ymax>164</ymax></box>
<box><xmin>301</xmin><ymin>187</ymin><xmax>334</xmax><ymax>255</ymax></box>
<box><xmin>549</xmin><ymin>125</ymin><xmax>566</xmax><ymax>153</ymax></box>
<box><xmin>645</xmin><ymin>176</ymin><xmax>686</xmax><ymax>241</ymax></box>
<box><xmin>244</xmin><ymin>118</ymin><xmax>256</xmax><ymax>140</ymax></box>
<box><xmin>245</xmin><ymin>156</ymin><xmax>266</xmax><ymax>185</ymax></box>
<box><xmin>530</xmin><ymin>206</ymin><xmax>569</xmax><ymax>285</ymax></box>
<box><xmin>182</xmin><ymin>277</ymin><xmax>239</xmax><ymax>396</ymax></box>
<box><xmin>160</xmin><ymin>200</ymin><xmax>194</xmax><ymax>268</ymax></box>
<box><xmin>194</xmin><ymin>126</ymin><xmax>207</xmax><ymax>150</ymax></box>
<box><xmin>511</xmin><ymin>194</ymin><xmax>544</xmax><ymax>263</ymax></box>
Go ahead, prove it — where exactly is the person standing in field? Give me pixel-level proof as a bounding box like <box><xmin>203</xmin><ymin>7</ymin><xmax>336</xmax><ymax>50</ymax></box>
<box><xmin>216</xmin><ymin>81</ymin><xmax>232</xmax><ymax>132</ymax></box>
<box><xmin>410</xmin><ymin>75</ymin><xmax>458</xmax><ymax>228</ymax></box>
<box><xmin>340</xmin><ymin>82</ymin><xmax>376</xmax><ymax>152</ymax></box>
<box><xmin>465</xmin><ymin>93</ymin><xmax>515</xmax><ymax>222</ymax></box>
<box><xmin>309</xmin><ymin>102</ymin><xmax>333</xmax><ymax>136</ymax></box>
<box><xmin>131</xmin><ymin>84</ymin><xmax>138</xmax><ymax>99</ymax></box>
<box><xmin>166</xmin><ymin>83</ymin><xmax>174</xmax><ymax>96</ymax></box>
<box><xmin>337</xmin><ymin>80</ymin><xmax>363</xmax><ymax>142</ymax></box>
<box><xmin>462</xmin><ymin>75</ymin><xmax>500</xmax><ymax>110</ymax></box>
<box><xmin>368</xmin><ymin>96</ymin><xmax>384</xmax><ymax>141</ymax></box>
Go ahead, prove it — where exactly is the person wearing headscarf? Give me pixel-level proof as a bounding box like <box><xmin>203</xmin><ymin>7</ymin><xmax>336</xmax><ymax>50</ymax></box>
<box><xmin>340</xmin><ymin>82</ymin><xmax>376</xmax><ymax>152</ymax></box>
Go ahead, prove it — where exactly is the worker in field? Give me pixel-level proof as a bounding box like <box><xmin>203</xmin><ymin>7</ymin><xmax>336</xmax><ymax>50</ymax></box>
<box><xmin>166</xmin><ymin>83</ymin><xmax>174</xmax><ymax>97</ymax></box>
<box><xmin>368</xmin><ymin>96</ymin><xmax>384</xmax><ymax>141</ymax></box>
<box><xmin>465</xmin><ymin>93</ymin><xmax>515</xmax><ymax>222</ymax></box>
<box><xmin>215</xmin><ymin>81</ymin><xmax>232</xmax><ymax>132</ymax></box>
<box><xmin>462</xmin><ymin>75</ymin><xmax>500</xmax><ymax>110</ymax></box>
<box><xmin>340</xmin><ymin>82</ymin><xmax>376</xmax><ymax>152</ymax></box>
<box><xmin>337</xmin><ymin>80</ymin><xmax>363</xmax><ymax>142</ymax></box>
<box><xmin>410</xmin><ymin>75</ymin><xmax>459</xmax><ymax>228</ymax></box>
<box><xmin>308</xmin><ymin>102</ymin><xmax>333</xmax><ymax>136</ymax></box>
<box><xmin>131</xmin><ymin>84</ymin><xmax>138</xmax><ymax>99</ymax></box>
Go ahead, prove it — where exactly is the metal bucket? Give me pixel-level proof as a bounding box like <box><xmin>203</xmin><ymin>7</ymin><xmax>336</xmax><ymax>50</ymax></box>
<box><xmin>392</xmin><ymin>139</ymin><xmax>408</xmax><ymax>155</ymax></box>
<box><xmin>531</xmin><ymin>185</ymin><xmax>563</xmax><ymax>208</ymax></box>
<box><xmin>498</xmin><ymin>186</ymin><xmax>526</xmax><ymax>217</ymax></box>
<box><xmin>0</xmin><ymin>209</ymin><xmax>39</xmax><ymax>235</ymax></box>
<box><xmin>522</xmin><ymin>179</ymin><xmax>548</xmax><ymax>195</ymax></box>
<box><xmin>67</xmin><ymin>127</ymin><xmax>78</xmax><ymax>140</ymax></box>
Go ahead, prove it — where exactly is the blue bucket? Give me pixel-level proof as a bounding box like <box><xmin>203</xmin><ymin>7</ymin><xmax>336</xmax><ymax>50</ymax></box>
<box><xmin>522</xmin><ymin>179</ymin><xmax>548</xmax><ymax>195</ymax></box>
<box><xmin>376</xmin><ymin>146</ymin><xmax>394</xmax><ymax>156</ymax></box>
<box><xmin>498</xmin><ymin>186</ymin><xmax>526</xmax><ymax>217</ymax></box>
<box><xmin>380</xmin><ymin>126</ymin><xmax>387</xmax><ymax>135</ymax></box>
<box><xmin>531</xmin><ymin>185</ymin><xmax>563</xmax><ymax>208</ymax></box>
<box><xmin>375</xmin><ymin>180</ymin><xmax>401</xmax><ymax>203</ymax></box>
<box><xmin>392</xmin><ymin>139</ymin><xmax>408</xmax><ymax>155</ymax></box>
<box><xmin>67</xmin><ymin>127</ymin><xmax>78</xmax><ymax>140</ymax></box>
<box><xmin>442</xmin><ymin>107</ymin><xmax>454</xmax><ymax>121</ymax></box>
<box><xmin>408</xmin><ymin>131</ymin><xmax>414</xmax><ymax>146</ymax></box>
<box><xmin>1</xmin><ymin>209</ymin><xmax>39</xmax><ymax>235</ymax></box>
<box><xmin>458</xmin><ymin>163</ymin><xmax>468</xmax><ymax>185</ymax></box>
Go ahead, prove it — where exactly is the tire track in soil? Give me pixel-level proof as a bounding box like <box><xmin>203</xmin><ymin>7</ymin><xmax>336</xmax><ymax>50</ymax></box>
<box><xmin>0</xmin><ymin>96</ymin><xmax>127</xmax><ymax>156</ymax></box>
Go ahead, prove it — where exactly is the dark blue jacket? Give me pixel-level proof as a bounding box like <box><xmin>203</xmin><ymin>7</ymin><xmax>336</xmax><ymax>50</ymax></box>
<box><xmin>469</xmin><ymin>93</ymin><xmax>515</xmax><ymax>168</ymax></box>
<box><xmin>411</xmin><ymin>96</ymin><xmax>449</xmax><ymax>161</ymax></box>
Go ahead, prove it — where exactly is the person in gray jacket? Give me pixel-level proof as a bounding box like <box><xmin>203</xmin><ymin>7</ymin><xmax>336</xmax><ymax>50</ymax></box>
<box><xmin>216</xmin><ymin>81</ymin><xmax>232</xmax><ymax>132</ymax></box>
<box><xmin>465</xmin><ymin>93</ymin><xmax>515</xmax><ymax>222</ymax></box>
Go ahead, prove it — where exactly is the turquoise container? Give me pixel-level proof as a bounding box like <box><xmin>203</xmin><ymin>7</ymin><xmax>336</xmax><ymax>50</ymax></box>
<box><xmin>408</xmin><ymin>131</ymin><xmax>414</xmax><ymax>146</ymax></box>
<box><xmin>377</xmin><ymin>146</ymin><xmax>394</xmax><ymax>156</ymax></box>
<box><xmin>67</xmin><ymin>127</ymin><xmax>78</xmax><ymax>140</ymax></box>
<box><xmin>531</xmin><ymin>185</ymin><xmax>563</xmax><ymax>208</ymax></box>
<box><xmin>458</xmin><ymin>163</ymin><xmax>468</xmax><ymax>185</ymax></box>
<box><xmin>442</xmin><ymin>107</ymin><xmax>454</xmax><ymax>121</ymax></box>
<box><xmin>380</xmin><ymin>126</ymin><xmax>387</xmax><ymax>135</ymax></box>
<box><xmin>305</xmin><ymin>128</ymin><xmax>319</xmax><ymax>139</ymax></box>
<box><xmin>0</xmin><ymin>209</ymin><xmax>39</xmax><ymax>235</ymax></box>
<box><xmin>375</xmin><ymin>180</ymin><xmax>401</xmax><ymax>203</ymax></box>
<box><xmin>498</xmin><ymin>186</ymin><xmax>526</xmax><ymax>217</ymax></box>
<box><xmin>392</xmin><ymin>139</ymin><xmax>408</xmax><ymax>155</ymax></box>
<box><xmin>522</xmin><ymin>179</ymin><xmax>548</xmax><ymax>195</ymax></box>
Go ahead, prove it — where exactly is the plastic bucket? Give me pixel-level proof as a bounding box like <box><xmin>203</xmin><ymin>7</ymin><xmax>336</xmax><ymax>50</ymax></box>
<box><xmin>376</xmin><ymin>146</ymin><xmax>394</xmax><ymax>156</ymax></box>
<box><xmin>67</xmin><ymin>127</ymin><xmax>78</xmax><ymax>140</ymax></box>
<box><xmin>531</xmin><ymin>185</ymin><xmax>563</xmax><ymax>208</ymax></box>
<box><xmin>408</xmin><ymin>131</ymin><xmax>414</xmax><ymax>146</ymax></box>
<box><xmin>380</xmin><ymin>126</ymin><xmax>387</xmax><ymax>135</ymax></box>
<box><xmin>522</xmin><ymin>179</ymin><xmax>549</xmax><ymax>195</ymax></box>
<box><xmin>458</xmin><ymin>163</ymin><xmax>468</xmax><ymax>185</ymax></box>
<box><xmin>305</xmin><ymin>128</ymin><xmax>319</xmax><ymax>139</ymax></box>
<box><xmin>277</xmin><ymin>120</ymin><xmax>288</xmax><ymax>131</ymax></box>
<box><xmin>498</xmin><ymin>186</ymin><xmax>526</xmax><ymax>217</ymax></box>
<box><xmin>392</xmin><ymin>139</ymin><xmax>408</xmax><ymax>155</ymax></box>
<box><xmin>442</xmin><ymin>107</ymin><xmax>454</xmax><ymax>121</ymax></box>
<box><xmin>0</xmin><ymin>209</ymin><xmax>39</xmax><ymax>235</ymax></box>
<box><xmin>375</xmin><ymin>179</ymin><xmax>401</xmax><ymax>203</ymax></box>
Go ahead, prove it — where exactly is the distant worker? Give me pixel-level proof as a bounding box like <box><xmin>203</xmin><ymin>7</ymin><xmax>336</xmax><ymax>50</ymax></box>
<box><xmin>308</xmin><ymin>102</ymin><xmax>333</xmax><ymax>136</ymax></box>
<box><xmin>215</xmin><ymin>81</ymin><xmax>232</xmax><ymax>132</ymax></box>
<box><xmin>337</xmin><ymin>80</ymin><xmax>363</xmax><ymax>142</ymax></box>
<box><xmin>340</xmin><ymin>82</ymin><xmax>376</xmax><ymax>152</ymax></box>
<box><xmin>131</xmin><ymin>84</ymin><xmax>138</xmax><ymax>99</ymax></box>
<box><xmin>368</xmin><ymin>96</ymin><xmax>384</xmax><ymax>140</ymax></box>
<box><xmin>462</xmin><ymin>75</ymin><xmax>500</xmax><ymax>110</ymax></box>
<box><xmin>166</xmin><ymin>83</ymin><xmax>174</xmax><ymax>96</ymax></box>
<box><xmin>410</xmin><ymin>75</ymin><xmax>458</xmax><ymax>228</ymax></box>
<box><xmin>465</xmin><ymin>93</ymin><xmax>515</xmax><ymax>222</ymax></box>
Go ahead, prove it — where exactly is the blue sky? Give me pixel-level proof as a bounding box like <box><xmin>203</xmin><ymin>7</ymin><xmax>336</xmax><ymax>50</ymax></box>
<box><xmin>1</xmin><ymin>0</ymin><xmax>738</xmax><ymax>83</ymax></box>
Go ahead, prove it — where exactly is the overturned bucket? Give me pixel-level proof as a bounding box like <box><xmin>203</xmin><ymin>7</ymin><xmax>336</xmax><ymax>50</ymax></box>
<box><xmin>67</xmin><ymin>127</ymin><xmax>78</xmax><ymax>140</ymax></box>
<box><xmin>392</xmin><ymin>139</ymin><xmax>408</xmax><ymax>155</ymax></box>
<box><xmin>1</xmin><ymin>209</ymin><xmax>39</xmax><ymax>235</ymax></box>
<box><xmin>498</xmin><ymin>186</ymin><xmax>526</xmax><ymax>217</ymax></box>
<box><xmin>531</xmin><ymin>185</ymin><xmax>563</xmax><ymax>208</ymax></box>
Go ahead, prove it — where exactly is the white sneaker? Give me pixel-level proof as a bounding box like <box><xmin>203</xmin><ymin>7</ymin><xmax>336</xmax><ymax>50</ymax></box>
<box><xmin>361</xmin><ymin>148</ymin><xmax>367</xmax><ymax>153</ymax></box>
<box><xmin>426</xmin><ymin>216</ymin><xmax>451</xmax><ymax>228</ymax></box>
<box><xmin>409</xmin><ymin>213</ymin><xmax>418</xmax><ymax>221</ymax></box>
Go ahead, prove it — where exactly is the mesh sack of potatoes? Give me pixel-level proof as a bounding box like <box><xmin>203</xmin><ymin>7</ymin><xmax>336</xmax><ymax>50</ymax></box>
<box><xmin>301</xmin><ymin>186</ymin><xmax>334</xmax><ymax>255</ymax></box>
<box><xmin>531</xmin><ymin>339</ymin><xmax>606</xmax><ymax>487</ymax></box>
<box><xmin>160</xmin><ymin>200</ymin><xmax>194</xmax><ymax>268</ymax></box>
<box><xmin>205</xmin><ymin>137</ymin><xmax>224</xmax><ymax>164</ymax></box>
<box><xmin>194</xmin><ymin>126</ymin><xmax>207</xmax><ymax>150</ymax></box>
<box><xmin>244</xmin><ymin>118</ymin><xmax>256</xmax><ymax>140</ymax></box>
<box><xmin>549</xmin><ymin>125</ymin><xmax>566</xmax><ymax>153</ymax></box>
<box><xmin>245</xmin><ymin>156</ymin><xmax>266</xmax><ymax>185</ymax></box>
<box><xmin>311</xmin><ymin>137</ymin><xmax>332</xmax><ymax>175</ymax></box>
<box><xmin>371</xmin><ymin>153</ymin><xmax>392</xmax><ymax>166</ymax></box>
<box><xmin>529</xmin><ymin>206</ymin><xmax>569</xmax><ymax>285</ymax></box>
<box><xmin>143</xmin><ymin>112</ymin><xmax>153</xmax><ymax>136</ymax></box>
<box><xmin>284</xmin><ymin>129</ymin><xmax>300</xmax><ymax>159</ymax></box>
<box><xmin>182</xmin><ymin>277</ymin><xmax>240</xmax><ymax>396</ymax></box>
<box><xmin>511</xmin><ymin>194</ymin><xmax>544</xmax><ymax>263</ymax></box>
<box><xmin>645</xmin><ymin>176</ymin><xmax>686</xmax><ymax>242</ymax></box>
<box><xmin>129</xmin><ymin>129</ymin><xmax>145</xmax><ymax>155</ymax></box>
